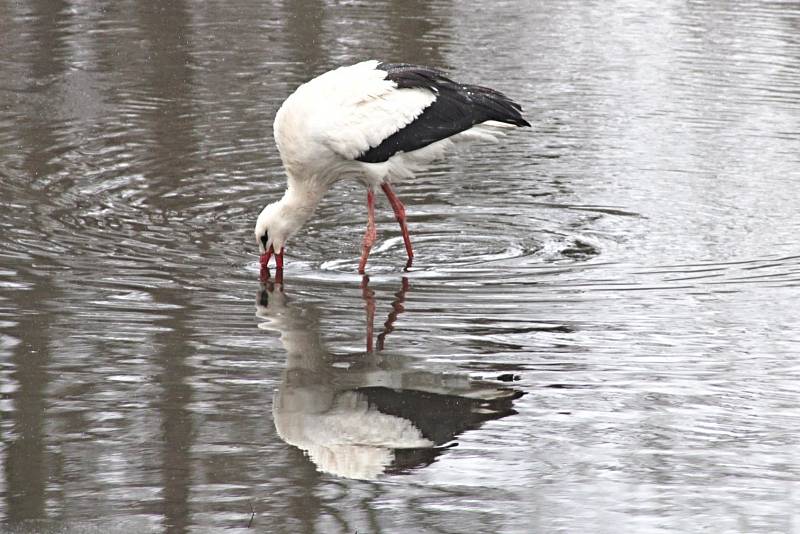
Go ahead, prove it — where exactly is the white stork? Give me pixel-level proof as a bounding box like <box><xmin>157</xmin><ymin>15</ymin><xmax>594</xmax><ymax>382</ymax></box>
<box><xmin>255</xmin><ymin>60</ymin><xmax>530</xmax><ymax>275</ymax></box>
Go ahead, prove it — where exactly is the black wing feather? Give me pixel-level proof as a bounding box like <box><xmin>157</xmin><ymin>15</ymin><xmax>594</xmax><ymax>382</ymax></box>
<box><xmin>356</xmin><ymin>62</ymin><xmax>530</xmax><ymax>164</ymax></box>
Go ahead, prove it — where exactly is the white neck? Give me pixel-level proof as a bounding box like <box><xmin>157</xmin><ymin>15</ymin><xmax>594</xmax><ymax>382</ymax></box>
<box><xmin>264</xmin><ymin>172</ymin><xmax>331</xmax><ymax>251</ymax></box>
<box><xmin>283</xmin><ymin>171</ymin><xmax>330</xmax><ymax>217</ymax></box>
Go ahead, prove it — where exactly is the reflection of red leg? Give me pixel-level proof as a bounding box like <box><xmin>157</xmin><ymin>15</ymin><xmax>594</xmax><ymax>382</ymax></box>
<box><xmin>376</xmin><ymin>277</ymin><xmax>410</xmax><ymax>351</ymax></box>
<box><xmin>361</xmin><ymin>276</ymin><xmax>375</xmax><ymax>352</ymax></box>
<box><xmin>358</xmin><ymin>190</ymin><xmax>377</xmax><ymax>274</ymax></box>
<box><xmin>275</xmin><ymin>247</ymin><xmax>284</xmax><ymax>285</ymax></box>
<box><xmin>381</xmin><ymin>182</ymin><xmax>413</xmax><ymax>269</ymax></box>
<box><xmin>260</xmin><ymin>247</ymin><xmax>273</xmax><ymax>282</ymax></box>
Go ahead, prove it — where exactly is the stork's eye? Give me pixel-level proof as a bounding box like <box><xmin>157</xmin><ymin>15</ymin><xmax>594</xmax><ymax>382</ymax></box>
<box><xmin>260</xmin><ymin>232</ymin><xmax>269</xmax><ymax>249</ymax></box>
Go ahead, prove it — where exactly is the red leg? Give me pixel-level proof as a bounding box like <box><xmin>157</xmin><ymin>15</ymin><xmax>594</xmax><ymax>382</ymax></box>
<box><xmin>358</xmin><ymin>189</ymin><xmax>377</xmax><ymax>274</ymax></box>
<box><xmin>380</xmin><ymin>183</ymin><xmax>413</xmax><ymax>269</ymax></box>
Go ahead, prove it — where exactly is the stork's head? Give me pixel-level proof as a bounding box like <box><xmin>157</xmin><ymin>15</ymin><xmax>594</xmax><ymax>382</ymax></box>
<box><xmin>255</xmin><ymin>201</ymin><xmax>287</xmax><ymax>269</ymax></box>
<box><xmin>255</xmin><ymin>193</ymin><xmax>318</xmax><ymax>272</ymax></box>
<box><xmin>255</xmin><ymin>182</ymin><xmax>324</xmax><ymax>276</ymax></box>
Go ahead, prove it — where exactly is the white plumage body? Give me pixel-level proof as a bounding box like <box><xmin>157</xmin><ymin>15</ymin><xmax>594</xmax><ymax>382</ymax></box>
<box><xmin>256</xmin><ymin>60</ymin><xmax>529</xmax><ymax>271</ymax></box>
<box><xmin>274</xmin><ymin>60</ymin><xmax>504</xmax><ymax>192</ymax></box>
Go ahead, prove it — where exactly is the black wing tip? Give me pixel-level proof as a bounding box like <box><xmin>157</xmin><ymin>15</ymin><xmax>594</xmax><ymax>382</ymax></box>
<box><xmin>504</xmin><ymin>101</ymin><xmax>532</xmax><ymax>128</ymax></box>
<box><xmin>495</xmin><ymin>114</ymin><xmax>531</xmax><ymax>128</ymax></box>
<box><xmin>513</xmin><ymin>116</ymin><xmax>532</xmax><ymax>128</ymax></box>
<box><xmin>468</xmin><ymin>85</ymin><xmax>531</xmax><ymax>128</ymax></box>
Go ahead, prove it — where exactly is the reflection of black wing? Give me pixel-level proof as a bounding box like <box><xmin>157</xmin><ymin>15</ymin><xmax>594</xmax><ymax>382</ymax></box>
<box><xmin>356</xmin><ymin>63</ymin><xmax>531</xmax><ymax>163</ymax></box>
<box><xmin>357</xmin><ymin>385</ymin><xmax>524</xmax><ymax>473</ymax></box>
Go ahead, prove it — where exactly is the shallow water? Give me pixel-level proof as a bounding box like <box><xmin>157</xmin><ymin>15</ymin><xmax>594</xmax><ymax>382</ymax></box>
<box><xmin>2</xmin><ymin>0</ymin><xmax>800</xmax><ymax>532</ymax></box>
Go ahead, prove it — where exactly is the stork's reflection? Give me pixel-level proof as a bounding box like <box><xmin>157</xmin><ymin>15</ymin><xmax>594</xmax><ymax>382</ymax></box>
<box><xmin>256</xmin><ymin>277</ymin><xmax>523</xmax><ymax>480</ymax></box>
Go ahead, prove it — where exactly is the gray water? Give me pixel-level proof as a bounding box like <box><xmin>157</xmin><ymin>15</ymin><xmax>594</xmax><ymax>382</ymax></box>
<box><xmin>2</xmin><ymin>0</ymin><xmax>800</xmax><ymax>532</ymax></box>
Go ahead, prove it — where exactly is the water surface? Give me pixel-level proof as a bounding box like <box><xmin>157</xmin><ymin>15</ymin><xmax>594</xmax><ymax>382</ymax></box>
<box><xmin>2</xmin><ymin>0</ymin><xmax>800</xmax><ymax>532</ymax></box>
